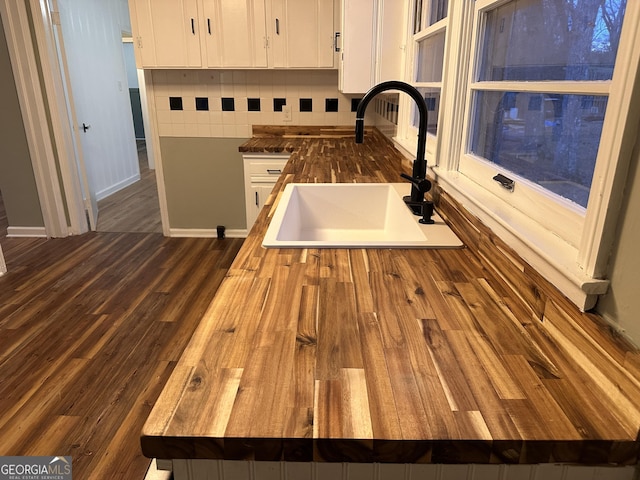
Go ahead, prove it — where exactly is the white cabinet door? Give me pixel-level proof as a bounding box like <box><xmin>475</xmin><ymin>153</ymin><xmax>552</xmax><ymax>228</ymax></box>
<box><xmin>339</xmin><ymin>0</ymin><xmax>376</xmax><ymax>93</ymax></box>
<box><xmin>375</xmin><ymin>0</ymin><xmax>405</xmax><ymax>83</ymax></box>
<box><xmin>339</xmin><ymin>0</ymin><xmax>406</xmax><ymax>93</ymax></box>
<box><xmin>201</xmin><ymin>0</ymin><xmax>268</xmax><ymax>67</ymax></box>
<box><xmin>130</xmin><ymin>0</ymin><xmax>202</xmax><ymax>68</ymax></box>
<box><xmin>246</xmin><ymin>183</ymin><xmax>276</xmax><ymax>229</ymax></box>
<box><xmin>269</xmin><ymin>0</ymin><xmax>335</xmax><ymax>68</ymax></box>
<box><xmin>243</xmin><ymin>154</ymin><xmax>289</xmax><ymax>230</ymax></box>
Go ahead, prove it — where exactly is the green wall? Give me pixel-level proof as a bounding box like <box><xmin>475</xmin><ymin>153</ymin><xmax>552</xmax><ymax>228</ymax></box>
<box><xmin>596</xmin><ymin>119</ymin><xmax>640</xmax><ymax>346</ymax></box>
<box><xmin>0</xmin><ymin>12</ymin><xmax>44</xmax><ymax>229</ymax></box>
<box><xmin>160</xmin><ymin>137</ymin><xmax>247</xmax><ymax>230</ymax></box>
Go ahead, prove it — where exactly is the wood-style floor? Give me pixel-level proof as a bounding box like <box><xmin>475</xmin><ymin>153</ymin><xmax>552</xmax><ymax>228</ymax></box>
<box><xmin>96</xmin><ymin>141</ymin><xmax>162</xmax><ymax>233</ymax></box>
<box><xmin>0</xmin><ymin>181</ymin><xmax>244</xmax><ymax>478</ymax></box>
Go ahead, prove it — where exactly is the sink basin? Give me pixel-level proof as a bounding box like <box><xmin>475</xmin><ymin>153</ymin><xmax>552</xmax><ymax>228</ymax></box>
<box><xmin>262</xmin><ymin>183</ymin><xmax>463</xmax><ymax>248</ymax></box>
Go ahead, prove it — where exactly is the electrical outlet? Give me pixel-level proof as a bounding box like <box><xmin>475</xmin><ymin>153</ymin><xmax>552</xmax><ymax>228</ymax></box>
<box><xmin>283</xmin><ymin>105</ymin><xmax>292</xmax><ymax>122</ymax></box>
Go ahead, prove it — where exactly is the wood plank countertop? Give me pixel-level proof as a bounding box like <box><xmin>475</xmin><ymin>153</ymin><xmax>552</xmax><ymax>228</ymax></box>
<box><xmin>141</xmin><ymin>127</ymin><xmax>640</xmax><ymax>465</ymax></box>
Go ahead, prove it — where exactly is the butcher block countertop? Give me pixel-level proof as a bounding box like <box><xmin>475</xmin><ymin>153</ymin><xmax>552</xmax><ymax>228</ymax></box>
<box><xmin>142</xmin><ymin>127</ymin><xmax>640</xmax><ymax>465</ymax></box>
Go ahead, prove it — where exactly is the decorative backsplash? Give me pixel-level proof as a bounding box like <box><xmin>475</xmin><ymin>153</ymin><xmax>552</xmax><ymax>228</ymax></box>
<box><xmin>152</xmin><ymin>69</ymin><xmax>366</xmax><ymax>138</ymax></box>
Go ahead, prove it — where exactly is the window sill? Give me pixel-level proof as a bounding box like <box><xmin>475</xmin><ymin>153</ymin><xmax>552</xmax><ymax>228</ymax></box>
<box><xmin>433</xmin><ymin>168</ymin><xmax>609</xmax><ymax>311</ymax></box>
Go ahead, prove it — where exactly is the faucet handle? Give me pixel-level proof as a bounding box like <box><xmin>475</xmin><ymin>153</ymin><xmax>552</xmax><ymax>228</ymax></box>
<box><xmin>400</xmin><ymin>173</ymin><xmax>431</xmax><ymax>194</ymax></box>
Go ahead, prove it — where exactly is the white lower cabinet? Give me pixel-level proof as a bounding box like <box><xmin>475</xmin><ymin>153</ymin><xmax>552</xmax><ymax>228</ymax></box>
<box><xmin>243</xmin><ymin>153</ymin><xmax>290</xmax><ymax>230</ymax></box>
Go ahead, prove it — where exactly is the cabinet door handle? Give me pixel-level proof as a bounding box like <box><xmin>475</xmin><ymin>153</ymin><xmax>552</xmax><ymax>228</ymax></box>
<box><xmin>275</xmin><ymin>18</ymin><xmax>280</xmax><ymax>35</ymax></box>
<box><xmin>191</xmin><ymin>18</ymin><xmax>195</xmax><ymax>35</ymax></box>
<box><xmin>334</xmin><ymin>32</ymin><xmax>341</xmax><ymax>52</ymax></box>
<box><xmin>266</xmin><ymin>169</ymin><xmax>281</xmax><ymax>174</ymax></box>
<box><xmin>207</xmin><ymin>18</ymin><xmax>211</xmax><ymax>35</ymax></box>
<box><xmin>255</xmin><ymin>191</ymin><xmax>259</xmax><ymax>206</ymax></box>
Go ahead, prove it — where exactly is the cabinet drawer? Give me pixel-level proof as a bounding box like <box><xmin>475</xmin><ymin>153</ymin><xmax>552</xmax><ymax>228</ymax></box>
<box><xmin>243</xmin><ymin>155</ymin><xmax>289</xmax><ymax>177</ymax></box>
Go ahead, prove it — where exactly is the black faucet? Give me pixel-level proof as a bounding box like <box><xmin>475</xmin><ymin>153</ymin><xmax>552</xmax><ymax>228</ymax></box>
<box><xmin>355</xmin><ymin>81</ymin><xmax>431</xmax><ymax>217</ymax></box>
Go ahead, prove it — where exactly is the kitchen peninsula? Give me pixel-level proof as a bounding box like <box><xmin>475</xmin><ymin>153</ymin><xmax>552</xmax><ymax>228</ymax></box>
<box><xmin>142</xmin><ymin>127</ymin><xmax>640</xmax><ymax>477</ymax></box>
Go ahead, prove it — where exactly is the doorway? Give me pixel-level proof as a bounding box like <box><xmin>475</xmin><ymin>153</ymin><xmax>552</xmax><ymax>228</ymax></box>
<box><xmin>94</xmin><ymin>37</ymin><xmax>161</xmax><ymax>233</ymax></box>
<box><xmin>52</xmin><ymin>0</ymin><xmax>161</xmax><ymax>233</ymax></box>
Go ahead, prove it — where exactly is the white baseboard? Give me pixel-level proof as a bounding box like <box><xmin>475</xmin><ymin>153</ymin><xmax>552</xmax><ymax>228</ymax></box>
<box><xmin>95</xmin><ymin>173</ymin><xmax>141</xmax><ymax>201</ymax></box>
<box><xmin>169</xmin><ymin>228</ymin><xmax>248</xmax><ymax>238</ymax></box>
<box><xmin>7</xmin><ymin>226</ymin><xmax>47</xmax><ymax>237</ymax></box>
<box><xmin>144</xmin><ymin>459</ymin><xmax>172</xmax><ymax>480</ymax></box>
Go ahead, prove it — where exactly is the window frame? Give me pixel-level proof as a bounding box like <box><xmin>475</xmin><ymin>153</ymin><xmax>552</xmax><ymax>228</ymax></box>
<box><xmin>396</xmin><ymin>1</ymin><xmax>450</xmax><ymax>165</ymax></box>
<box><xmin>404</xmin><ymin>0</ymin><xmax>640</xmax><ymax>310</ymax></box>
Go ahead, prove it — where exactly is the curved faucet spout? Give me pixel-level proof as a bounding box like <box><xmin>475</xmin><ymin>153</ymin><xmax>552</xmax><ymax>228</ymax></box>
<box><xmin>354</xmin><ymin>81</ymin><xmax>429</xmax><ymax>209</ymax></box>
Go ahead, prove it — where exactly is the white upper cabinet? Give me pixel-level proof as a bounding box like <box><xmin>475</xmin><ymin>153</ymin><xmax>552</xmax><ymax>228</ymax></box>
<box><xmin>129</xmin><ymin>0</ymin><xmax>336</xmax><ymax>69</ymax></box>
<box><xmin>268</xmin><ymin>0</ymin><xmax>336</xmax><ymax>68</ymax></box>
<box><xmin>201</xmin><ymin>0</ymin><xmax>268</xmax><ymax>67</ymax></box>
<box><xmin>339</xmin><ymin>0</ymin><xmax>375</xmax><ymax>93</ymax></box>
<box><xmin>130</xmin><ymin>0</ymin><xmax>202</xmax><ymax>68</ymax></box>
<box><xmin>339</xmin><ymin>0</ymin><xmax>406</xmax><ymax>93</ymax></box>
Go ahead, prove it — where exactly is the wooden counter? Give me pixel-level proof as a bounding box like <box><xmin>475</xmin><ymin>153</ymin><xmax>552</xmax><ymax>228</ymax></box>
<box><xmin>142</xmin><ymin>128</ymin><xmax>640</xmax><ymax>465</ymax></box>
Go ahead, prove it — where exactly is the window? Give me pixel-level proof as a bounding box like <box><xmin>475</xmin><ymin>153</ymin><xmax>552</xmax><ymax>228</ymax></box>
<box><xmin>402</xmin><ymin>0</ymin><xmax>640</xmax><ymax>309</ymax></box>
<box><xmin>457</xmin><ymin>0</ymin><xmax>628</xmax><ymax>249</ymax></box>
<box><xmin>398</xmin><ymin>0</ymin><xmax>449</xmax><ymax>158</ymax></box>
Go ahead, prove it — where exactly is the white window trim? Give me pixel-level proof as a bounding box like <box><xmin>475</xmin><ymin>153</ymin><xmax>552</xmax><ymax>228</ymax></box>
<box><xmin>425</xmin><ymin>0</ymin><xmax>640</xmax><ymax>311</ymax></box>
<box><xmin>395</xmin><ymin>8</ymin><xmax>448</xmax><ymax>168</ymax></box>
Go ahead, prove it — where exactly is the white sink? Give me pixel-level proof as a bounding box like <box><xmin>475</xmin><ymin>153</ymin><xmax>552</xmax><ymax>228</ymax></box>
<box><xmin>262</xmin><ymin>183</ymin><xmax>463</xmax><ymax>248</ymax></box>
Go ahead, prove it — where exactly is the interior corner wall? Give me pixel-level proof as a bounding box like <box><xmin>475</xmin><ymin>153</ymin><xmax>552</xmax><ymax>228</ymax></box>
<box><xmin>596</xmin><ymin>120</ymin><xmax>640</xmax><ymax>346</ymax></box>
<box><xmin>0</xmin><ymin>10</ymin><xmax>45</xmax><ymax>229</ymax></box>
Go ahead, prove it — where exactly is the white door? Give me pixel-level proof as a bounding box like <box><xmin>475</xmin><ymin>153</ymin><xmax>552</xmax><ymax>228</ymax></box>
<box><xmin>54</xmin><ymin>0</ymin><xmax>140</xmax><ymax>228</ymax></box>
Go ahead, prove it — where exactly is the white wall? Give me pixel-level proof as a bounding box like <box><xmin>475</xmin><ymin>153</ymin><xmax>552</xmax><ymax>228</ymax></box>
<box><xmin>58</xmin><ymin>0</ymin><xmax>139</xmax><ymax>201</ymax></box>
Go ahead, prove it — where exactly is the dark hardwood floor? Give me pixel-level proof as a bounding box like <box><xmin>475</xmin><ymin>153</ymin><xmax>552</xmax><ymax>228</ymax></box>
<box><xmin>0</xmin><ymin>230</ymin><xmax>243</xmax><ymax>479</ymax></box>
<box><xmin>0</xmin><ymin>143</ymin><xmax>241</xmax><ymax>479</ymax></box>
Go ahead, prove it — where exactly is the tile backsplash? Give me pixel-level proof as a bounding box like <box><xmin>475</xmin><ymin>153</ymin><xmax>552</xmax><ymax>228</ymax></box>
<box><xmin>152</xmin><ymin>69</ymin><xmax>373</xmax><ymax>138</ymax></box>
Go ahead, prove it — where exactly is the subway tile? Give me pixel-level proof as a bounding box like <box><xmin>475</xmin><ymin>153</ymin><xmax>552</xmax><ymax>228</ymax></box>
<box><xmin>222</xmin><ymin>124</ymin><xmax>237</xmax><ymax>137</ymax></box>
<box><xmin>197</xmin><ymin>124</ymin><xmax>211</xmax><ymax>137</ymax></box>
<box><xmin>169</xmin><ymin>110</ymin><xmax>185</xmax><ymax>124</ymax></box>
<box><xmin>235</xmin><ymin>111</ymin><xmax>248</xmax><ymax>125</ymax></box>
<box><xmin>156</xmin><ymin>109</ymin><xmax>172</xmax><ymax>124</ymax></box>
<box><xmin>209</xmin><ymin>111</ymin><xmax>223</xmax><ymax>125</ymax></box>
<box><xmin>157</xmin><ymin>123</ymin><xmax>172</xmax><ymax>136</ymax></box>
<box><xmin>222</xmin><ymin>111</ymin><xmax>235</xmax><ymax>124</ymax></box>
<box><xmin>195</xmin><ymin>111</ymin><xmax>210</xmax><ymax>125</ymax></box>
<box><xmin>172</xmin><ymin>123</ymin><xmax>186</xmax><ymax>136</ymax></box>
<box><xmin>210</xmin><ymin>124</ymin><xmax>224</xmax><ymax>137</ymax></box>
<box><xmin>183</xmin><ymin>110</ymin><xmax>199</xmax><ymax>124</ymax></box>
<box><xmin>155</xmin><ymin>95</ymin><xmax>170</xmax><ymax>111</ymax></box>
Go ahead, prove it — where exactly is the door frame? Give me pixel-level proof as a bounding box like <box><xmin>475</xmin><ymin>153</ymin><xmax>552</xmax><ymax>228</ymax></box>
<box><xmin>0</xmin><ymin>242</ymin><xmax>6</xmax><ymax>275</ymax></box>
<box><xmin>3</xmin><ymin>0</ymin><xmax>170</xmax><ymax>237</ymax></box>
<box><xmin>0</xmin><ymin>0</ymin><xmax>73</xmax><ymax>237</ymax></box>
